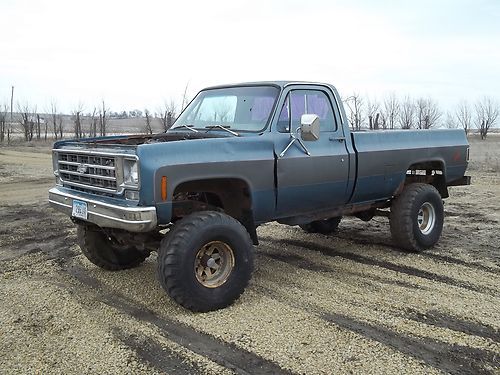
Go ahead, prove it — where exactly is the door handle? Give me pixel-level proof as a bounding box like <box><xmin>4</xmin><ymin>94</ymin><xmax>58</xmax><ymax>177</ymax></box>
<box><xmin>329</xmin><ymin>136</ymin><xmax>345</xmax><ymax>142</ymax></box>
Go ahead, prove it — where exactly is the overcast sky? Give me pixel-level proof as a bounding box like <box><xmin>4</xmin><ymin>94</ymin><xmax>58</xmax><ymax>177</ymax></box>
<box><xmin>1</xmin><ymin>0</ymin><xmax>499</xmax><ymax>114</ymax></box>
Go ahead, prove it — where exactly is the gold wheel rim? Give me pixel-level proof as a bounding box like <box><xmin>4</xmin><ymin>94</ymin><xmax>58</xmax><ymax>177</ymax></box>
<box><xmin>194</xmin><ymin>241</ymin><xmax>235</xmax><ymax>288</ymax></box>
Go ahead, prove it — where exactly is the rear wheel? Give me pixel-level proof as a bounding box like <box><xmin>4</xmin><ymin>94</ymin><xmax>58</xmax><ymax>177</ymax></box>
<box><xmin>390</xmin><ymin>183</ymin><xmax>444</xmax><ymax>252</ymax></box>
<box><xmin>300</xmin><ymin>217</ymin><xmax>342</xmax><ymax>235</ymax></box>
<box><xmin>77</xmin><ymin>225</ymin><xmax>149</xmax><ymax>270</ymax></box>
<box><xmin>157</xmin><ymin>211</ymin><xmax>254</xmax><ymax>312</ymax></box>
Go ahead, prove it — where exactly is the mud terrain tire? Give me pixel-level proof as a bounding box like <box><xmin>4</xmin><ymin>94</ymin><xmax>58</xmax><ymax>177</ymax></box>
<box><xmin>157</xmin><ymin>211</ymin><xmax>254</xmax><ymax>312</ymax></box>
<box><xmin>390</xmin><ymin>183</ymin><xmax>444</xmax><ymax>252</ymax></box>
<box><xmin>77</xmin><ymin>224</ymin><xmax>149</xmax><ymax>270</ymax></box>
<box><xmin>300</xmin><ymin>217</ymin><xmax>342</xmax><ymax>235</ymax></box>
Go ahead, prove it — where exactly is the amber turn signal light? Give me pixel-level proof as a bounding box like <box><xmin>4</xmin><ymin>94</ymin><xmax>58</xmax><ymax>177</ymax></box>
<box><xmin>161</xmin><ymin>176</ymin><xmax>167</xmax><ymax>201</ymax></box>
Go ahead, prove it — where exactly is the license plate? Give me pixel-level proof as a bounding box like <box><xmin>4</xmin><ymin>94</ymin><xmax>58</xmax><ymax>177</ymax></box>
<box><xmin>72</xmin><ymin>200</ymin><xmax>88</xmax><ymax>220</ymax></box>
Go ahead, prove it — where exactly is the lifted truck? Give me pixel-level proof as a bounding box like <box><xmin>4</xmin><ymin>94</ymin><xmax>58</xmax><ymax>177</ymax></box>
<box><xmin>49</xmin><ymin>81</ymin><xmax>470</xmax><ymax>311</ymax></box>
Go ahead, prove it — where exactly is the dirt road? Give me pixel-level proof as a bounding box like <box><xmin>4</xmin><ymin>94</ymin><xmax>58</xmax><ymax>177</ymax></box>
<box><xmin>0</xmin><ymin>142</ymin><xmax>499</xmax><ymax>374</ymax></box>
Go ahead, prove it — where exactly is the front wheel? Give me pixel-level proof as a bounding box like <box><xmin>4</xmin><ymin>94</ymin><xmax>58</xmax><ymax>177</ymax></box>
<box><xmin>390</xmin><ymin>183</ymin><xmax>444</xmax><ymax>252</ymax></box>
<box><xmin>157</xmin><ymin>211</ymin><xmax>254</xmax><ymax>312</ymax></box>
<box><xmin>77</xmin><ymin>225</ymin><xmax>149</xmax><ymax>270</ymax></box>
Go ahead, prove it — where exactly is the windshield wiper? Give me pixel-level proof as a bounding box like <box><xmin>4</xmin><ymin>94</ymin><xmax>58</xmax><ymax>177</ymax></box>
<box><xmin>170</xmin><ymin>124</ymin><xmax>199</xmax><ymax>133</ymax></box>
<box><xmin>205</xmin><ymin>125</ymin><xmax>239</xmax><ymax>137</ymax></box>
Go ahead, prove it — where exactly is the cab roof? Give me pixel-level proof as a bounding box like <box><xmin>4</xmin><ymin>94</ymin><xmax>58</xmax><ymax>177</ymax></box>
<box><xmin>203</xmin><ymin>81</ymin><xmax>336</xmax><ymax>91</ymax></box>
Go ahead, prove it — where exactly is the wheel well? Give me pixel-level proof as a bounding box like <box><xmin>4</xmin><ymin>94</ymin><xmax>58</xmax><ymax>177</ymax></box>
<box><xmin>403</xmin><ymin>161</ymin><xmax>448</xmax><ymax>198</ymax></box>
<box><xmin>171</xmin><ymin>178</ymin><xmax>258</xmax><ymax>245</ymax></box>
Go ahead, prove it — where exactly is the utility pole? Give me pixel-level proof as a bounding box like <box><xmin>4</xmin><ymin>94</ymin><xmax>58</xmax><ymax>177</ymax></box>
<box><xmin>10</xmin><ymin>86</ymin><xmax>14</xmax><ymax>120</ymax></box>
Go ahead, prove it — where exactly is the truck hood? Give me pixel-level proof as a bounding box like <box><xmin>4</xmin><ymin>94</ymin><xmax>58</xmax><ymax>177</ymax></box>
<box><xmin>53</xmin><ymin>132</ymin><xmax>233</xmax><ymax>154</ymax></box>
<box><xmin>79</xmin><ymin>132</ymin><xmax>228</xmax><ymax>146</ymax></box>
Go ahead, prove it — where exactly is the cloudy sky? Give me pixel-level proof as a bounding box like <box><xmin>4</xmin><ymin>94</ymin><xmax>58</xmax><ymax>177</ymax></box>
<box><xmin>1</xmin><ymin>0</ymin><xmax>499</xmax><ymax>114</ymax></box>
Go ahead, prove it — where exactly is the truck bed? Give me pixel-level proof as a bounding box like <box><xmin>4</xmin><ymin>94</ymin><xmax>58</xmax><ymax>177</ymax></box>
<box><xmin>349</xmin><ymin>129</ymin><xmax>469</xmax><ymax>204</ymax></box>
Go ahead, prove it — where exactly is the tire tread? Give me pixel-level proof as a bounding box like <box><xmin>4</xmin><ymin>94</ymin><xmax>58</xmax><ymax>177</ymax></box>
<box><xmin>157</xmin><ymin>211</ymin><xmax>254</xmax><ymax>312</ymax></box>
<box><xmin>390</xmin><ymin>183</ymin><xmax>443</xmax><ymax>252</ymax></box>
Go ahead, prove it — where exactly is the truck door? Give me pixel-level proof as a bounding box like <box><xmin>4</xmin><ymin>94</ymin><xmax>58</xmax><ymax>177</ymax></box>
<box><xmin>274</xmin><ymin>87</ymin><xmax>350</xmax><ymax>216</ymax></box>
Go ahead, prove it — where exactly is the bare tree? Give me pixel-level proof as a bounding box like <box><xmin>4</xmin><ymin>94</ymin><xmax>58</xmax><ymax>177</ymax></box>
<box><xmin>158</xmin><ymin>99</ymin><xmax>178</xmax><ymax>131</ymax></box>
<box><xmin>18</xmin><ymin>102</ymin><xmax>35</xmax><ymax>141</ymax></box>
<box><xmin>425</xmin><ymin>98</ymin><xmax>442</xmax><ymax>128</ymax></box>
<box><xmin>49</xmin><ymin>101</ymin><xmax>59</xmax><ymax>139</ymax></box>
<box><xmin>378</xmin><ymin>111</ymin><xmax>387</xmax><ymax>129</ymax></box>
<box><xmin>72</xmin><ymin>103</ymin><xmax>84</xmax><ymax>139</ymax></box>
<box><xmin>0</xmin><ymin>103</ymin><xmax>8</xmax><ymax>143</ymax></box>
<box><xmin>455</xmin><ymin>100</ymin><xmax>472</xmax><ymax>135</ymax></box>
<box><xmin>398</xmin><ymin>96</ymin><xmax>415</xmax><ymax>129</ymax></box>
<box><xmin>158</xmin><ymin>111</ymin><xmax>167</xmax><ymax>131</ymax></box>
<box><xmin>99</xmin><ymin>100</ymin><xmax>108</xmax><ymax>136</ymax></box>
<box><xmin>144</xmin><ymin>109</ymin><xmax>153</xmax><ymax>134</ymax></box>
<box><xmin>43</xmin><ymin>113</ymin><xmax>48</xmax><ymax>140</ymax></box>
<box><xmin>36</xmin><ymin>114</ymin><xmax>42</xmax><ymax>139</ymax></box>
<box><xmin>415</xmin><ymin>97</ymin><xmax>442</xmax><ymax>129</ymax></box>
<box><xmin>383</xmin><ymin>93</ymin><xmax>400</xmax><ymax>130</ymax></box>
<box><xmin>31</xmin><ymin>105</ymin><xmax>38</xmax><ymax>140</ymax></box>
<box><xmin>444</xmin><ymin>111</ymin><xmax>457</xmax><ymax>129</ymax></box>
<box><xmin>343</xmin><ymin>93</ymin><xmax>365</xmax><ymax>130</ymax></box>
<box><xmin>475</xmin><ymin>96</ymin><xmax>500</xmax><ymax>140</ymax></box>
<box><xmin>415</xmin><ymin>98</ymin><xmax>426</xmax><ymax>129</ymax></box>
<box><xmin>89</xmin><ymin>107</ymin><xmax>98</xmax><ymax>137</ymax></box>
<box><xmin>366</xmin><ymin>97</ymin><xmax>381</xmax><ymax>130</ymax></box>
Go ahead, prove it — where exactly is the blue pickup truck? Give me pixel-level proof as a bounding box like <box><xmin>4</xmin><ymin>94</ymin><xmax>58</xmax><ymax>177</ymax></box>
<box><xmin>49</xmin><ymin>81</ymin><xmax>470</xmax><ymax>311</ymax></box>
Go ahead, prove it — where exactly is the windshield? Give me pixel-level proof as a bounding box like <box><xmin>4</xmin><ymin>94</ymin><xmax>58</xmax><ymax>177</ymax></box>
<box><xmin>172</xmin><ymin>86</ymin><xmax>279</xmax><ymax>132</ymax></box>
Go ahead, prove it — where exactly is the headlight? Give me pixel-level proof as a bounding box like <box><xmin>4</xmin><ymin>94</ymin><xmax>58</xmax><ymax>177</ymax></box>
<box><xmin>123</xmin><ymin>159</ymin><xmax>139</xmax><ymax>185</ymax></box>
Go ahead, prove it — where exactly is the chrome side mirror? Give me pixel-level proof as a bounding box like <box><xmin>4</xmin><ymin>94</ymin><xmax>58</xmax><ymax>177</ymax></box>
<box><xmin>300</xmin><ymin>114</ymin><xmax>320</xmax><ymax>141</ymax></box>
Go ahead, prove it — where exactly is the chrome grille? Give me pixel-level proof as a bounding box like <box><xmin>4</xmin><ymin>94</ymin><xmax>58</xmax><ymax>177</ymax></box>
<box><xmin>57</xmin><ymin>152</ymin><xmax>118</xmax><ymax>193</ymax></box>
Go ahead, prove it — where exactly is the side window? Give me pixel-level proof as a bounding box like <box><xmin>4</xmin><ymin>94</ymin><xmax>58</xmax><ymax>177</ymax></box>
<box><xmin>277</xmin><ymin>90</ymin><xmax>336</xmax><ymax>132</ymax></box>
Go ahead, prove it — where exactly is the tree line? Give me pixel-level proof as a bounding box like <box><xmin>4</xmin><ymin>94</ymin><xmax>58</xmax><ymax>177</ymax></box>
<box><xmin>1</xmin><ymin>93</ymin><xmax>499</xmax><ymax>144</ymax></box>
<box><xmin>0</xmin><ymin>100</ymin><xmax>179</xmax><ymax>143</ymax></box>
<box><xmin>342</xmin><ymin>93</ymin><xmax>499</xmax><ymax>139</ymax></box>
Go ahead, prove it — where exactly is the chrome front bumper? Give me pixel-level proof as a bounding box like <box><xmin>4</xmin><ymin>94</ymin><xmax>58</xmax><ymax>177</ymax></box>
<box><xmin>48</xmin><ymin>187</ymin><xmax>157</xmax><ymax>232</ymax></box>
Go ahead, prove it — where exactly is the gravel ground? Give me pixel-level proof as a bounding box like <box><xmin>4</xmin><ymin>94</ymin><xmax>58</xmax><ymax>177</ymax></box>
<box><xmin>0</xmin><ymin>142</ymin><xmax>499</xmax><ymax>374</ymax></box>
